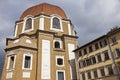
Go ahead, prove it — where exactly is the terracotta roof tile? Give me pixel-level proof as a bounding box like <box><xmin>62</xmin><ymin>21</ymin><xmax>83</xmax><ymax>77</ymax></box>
<box><xmin>20</xmin><ymin>3</ymin><xmax>67</xmax><ymax>20</ymax></box>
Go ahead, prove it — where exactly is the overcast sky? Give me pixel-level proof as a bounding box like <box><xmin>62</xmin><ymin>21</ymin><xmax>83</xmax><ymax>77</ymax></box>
<box><xmin>1</xmin><ymin>0</ymin><xmax>120</xmax><ymax>77</ymax></box>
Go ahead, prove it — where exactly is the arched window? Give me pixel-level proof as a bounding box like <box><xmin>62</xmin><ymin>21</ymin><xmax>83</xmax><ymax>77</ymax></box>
<box><xmin>53</xmin><ymin>17</ymin><xmax>60</xmax><ymax>29</ymax></box>
<box><xmin>55</xmin><ymin>41</ymin><xmax>60</xmax><ymax>48</ymax></box>
<box><xmin>25</xmin><ymin>18</ymin><xmax>32</xmax><ymax>30</ymax></box>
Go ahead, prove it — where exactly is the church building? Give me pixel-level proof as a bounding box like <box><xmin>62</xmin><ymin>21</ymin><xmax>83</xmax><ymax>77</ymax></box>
<box><xmin>1</xmin><ymin>3</ymin><xmax>78</xmax><ymax>80</ymax></box>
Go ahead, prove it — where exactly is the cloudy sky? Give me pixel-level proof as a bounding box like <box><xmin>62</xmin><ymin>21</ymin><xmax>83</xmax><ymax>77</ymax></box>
<box><xmin>1</xmin><ymin>0</ymin><xmax>120</xmax><ymax>77</ymax></box>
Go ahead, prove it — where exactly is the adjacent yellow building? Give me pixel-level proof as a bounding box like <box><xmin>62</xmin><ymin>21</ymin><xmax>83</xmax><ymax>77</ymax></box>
<box><xmin>1</xmin><ymin>3</ymin><xmax>78</xmax><ymax>80</ymax></box>
<box><xmin>74</xmin><ymin>27</ymin><xmax>120</xmax><ymax>80</ymax></box>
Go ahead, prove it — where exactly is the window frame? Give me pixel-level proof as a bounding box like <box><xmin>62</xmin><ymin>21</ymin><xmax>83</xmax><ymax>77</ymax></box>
<box><xmin>56</xmin><ymin>56</ymin><xmax>64</xmax><ymax>67</ymax></box>
<box><xmin>22</xmin><ymin>15</ymin><xmax>34</xmax><ymax>33</ymax></box>
<box><xmin>80</xmin><ymin>72</ymin><xmax>86</xmax><ymax>80</ymax></box>
<box><xmin>114</xmin><ymin>48</ymin><xmax>120</xmax><ymax>58</ymax></box>
<box><xmin>91</xmin><ymin>56</ymin><xmax>96</xmax><ymax>64</ymax></box>
<box><xmin>50</xmin><ymin>16</ymin><xmax>63</xmax><ymax>32</ymax></box>
<box><xmin>6</xmin><ymin>55</ymin><xmax>16</xmax><ymax>70</ymax></box>
<box><xmin>103</xmin><ymin>50</ymin><xmax>110</xmax><ymax>61</ymax></box>
<box><xmin>22</xmin><ymin>54</ymin><xmax>33</xmax><ymax>70</ymax></box>
<box><xmin>83</xmin><ymin>60</ymin><xmax>86</xmax><ymax>67</ymax></box>
<box><xmin>56</xmin><ymin>70</ymin><xmax>66</xmax><ymax>80</ymax></box>
<box><xmin>55</xmin><ymin>41</ymin><xmax>60</xmax><ymax>48</ymax></box>
<box><xmin>83</xmin><ymin>48</ymin><xmax>87</xmax><ymax>55</ymax></box>
<box><xmin>100</xmin><ymin>68</ymin><xmax>105</xmax><ymax>77</ymax></box>
<box><xmin>111</xmin><ymin>37</ymin><xmax>117</xmax><ymax>44</ymax></box>
<box><xmin>99</xmin><ymin>39</ymin><xmax>107</xmax><ymax>48</ymax></box>
<box><xmin>89</xmin><ymin>46</ymin><xmax>93</xmax><ymax>53</ymax></box>
<box><xmin>79</xmin><ymin>60</ymin><xmax>84</xmax><ymax>68</ymax></box>
<box><xmin>78</xmin><ymin>50</ymin><xmax>82</xmax><ymax>57</ymax></box>
<box><xmin>95</xmin><ymin>43</ymin><xmax>99</xmax><ymax>50</ymax></box>
<box><xmin>97</xmin><ymin>53</ymin><xmax>102</xmax><ymax>63</ymax></box>
<box><xmin>53</xmin><ymin>17</ymin><xmax>61</xmax><ymax>29</ymax></box>
<box><xmin>85</xmin><ymin>58</ymin><xmax>91</xmax><ymax>66</ymax></box>
<box><xmin>87</xmin><ymin>71</ymin><xmax>91</xmax><ymax>79</ymax></box>
<box><xmin>78</xmin><ymin>61</ymin><xmax>81</xmax><ymax>68</ymax></box>
<box><xmin>53</xmin><ymin>39</ymin><xmax>62</xmax><ymax>49</ymax></box>
<box><xmin>93</xmin><ymin>69</ymin><xmax>98</xmax><ymax>78</ymax></box>
<box><xmin>107</xmin><ymin>65</ymin><xmax>114</xmax><ymax>76</ymax></box>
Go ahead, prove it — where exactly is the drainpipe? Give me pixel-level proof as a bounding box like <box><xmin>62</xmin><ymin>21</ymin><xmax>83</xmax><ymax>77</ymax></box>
<box><xmin>75</xmin><ymin>53</ymin><xmax>81</xmax><ymax>80</ymax></box>
<box><xmin>106</xmin><ymin>36</ymin><xmax>119</xmax><ymax>80</ymax></box>
<box><xmin>77</xmin><ymin>60</ymin><xmax>81</xmax><ymax>80</ymax></box>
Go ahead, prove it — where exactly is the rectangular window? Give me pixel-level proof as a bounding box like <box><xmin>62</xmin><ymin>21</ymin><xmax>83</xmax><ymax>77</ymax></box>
<box><xmin>99</xmin><ymin>41</ymin><xmax>102</xmax><ymax>48</ymax></box>
<box><xmin>108</xmin><ymin>66</ymin><xmax>114</xmax><ymax>75</ymax></box>
<box><xmin>79</xmin><ymin>61</ymin><xmax>84</xmax><ymax>68</ymax></box>
<box><xmin>99</xmin><ymin>39</ymin><xmax>107</xmax><ymax>48</ymax></box>
<box><xmin>79</xmin><ymin>51</ymin><xmax>82</xmax><ymax>57</ymax></box>
<box><xmin>93</xmin><ymin>70</ymin><xmax>98</xmax><ymax>78</ymax></box>
<box><xmin>24</xmin><ymin>56</ymin><xmax>31</xmax><ymax>68</ymax></box>
<box><xmin>104</xmin><ymin>51</ymin><xmax>110</xmax><ymax>61</ymax></box>
<box><xmin>84</xmin><ymin>48</ymin><xmax>87</xmax><ymax>55</ymax></box>
<box><xmin>115</xmin><ymin>48</ymin><xmax>120</xmax><ymax>58</ymax></box>
<box><xmin>57</xmin><ymin>71</ymin><xmax>65</xmax><ymax>80</ymax></box>
<box><xmin>95</xmin><ymin>43</ymin><xmax>99</xmax><ymax>50</ymax></box>
<box><xmin>97</xmin><ymin>54</ymin><xmax>102</xmax><ymax>62</ymax></box>
<box><xmin>86</xmin><ymin>58</ymin><xmax>91</xmax><ymax>66</ymax></box>
<box><xmin>7</xmin><ymin>55</ymin><xmax>16</xmax><ymax>70</ymax></box>
<box><xmin>87</xmin><ymin>71</ymin><xmax>91</xmax><ymax>79</ymax></box>
<box><xmin>89</xmin><ymin>46</ymin><xmax>93</xmax><ymax>53</ymax></box>
<box><xmin>79</xmin><ymin>60</ymin><xmax>86</xmax><ymax>68</ymax></box>
<box><xmin>104</xmin><ymin>39</ymin><xmax>108</xmax><ymax>45</ymax></box>
<box><xmin>83</xmin><ymin>60</ymin><xmax>86</xmax><ymax>67</ymax></box>
<box><xmin>81</xmin><ymin>73</ymin><xmax>85</xmax><ymax>80</ymax></box>
<box><xmin>56</xmin><ymin>56</ymin><xmax>64</xmax><ymax>67</ymax></box>
<box><xmin>23</xmin><ymin>54</ymin><xmax>32</xmax><ymax>69</ymax></box>
<box><xmin>100</xmin><ymin>68</ymin><xmax>105</xmax><ymax>76</ymax></box>
<box><xmin>9</xmin><ymin>56</ymin><xmax>15</xmax><ymax>69</ymax></box>
<box><xmin>91</xmin><ymin>56</ymin><xmax>96</xmax><ymax>64</ymax></box>
<box><xmin>111</xmin><ymin>37</ymin><xmax>117</xmax><ymax>44</ymax></box>
<box><xmin>9</xmin><ymin>56</ymin><xmax>14</xmax><ymax>69</ymax></box>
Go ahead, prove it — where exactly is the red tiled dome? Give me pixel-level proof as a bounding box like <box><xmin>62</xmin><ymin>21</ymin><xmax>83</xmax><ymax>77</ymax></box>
<box><xmin>20</xmin><ymin>3</ymin><xmax>67</xmax><ymax>20</ymax></box>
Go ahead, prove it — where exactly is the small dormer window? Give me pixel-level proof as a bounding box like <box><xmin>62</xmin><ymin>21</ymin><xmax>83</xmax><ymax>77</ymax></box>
<box><xmin>55</xmin><ymin>41</ymin><xmax>60</xmax><ymax>48</ymax></box>
<box><xmin>53</xmin><ymin>17</ymin><xmax>60</xmax><ymax>29</ymax></box>
<box><xmin>25</xmin><ymin>18</ymin><xmax>32</xmax><ymax>30</ymax></box>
